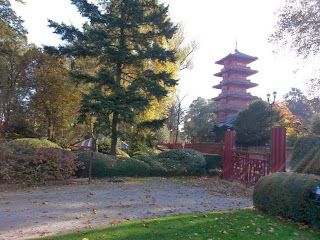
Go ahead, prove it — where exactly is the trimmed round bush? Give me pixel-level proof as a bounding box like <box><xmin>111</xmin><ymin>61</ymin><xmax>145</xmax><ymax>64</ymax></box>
<box><xmin>75</xmin><ymin>151</ymin><xmax>151</xmax><ymax>178</ymax></box>
<box><xmin>253</xmin><ymin>172</ymin><xmax>320</xmax><ymax>227</ymax></box>
<box><xmin>9</xmin><ymin>138</ymin><xmax>61</xmax><ymax>149</ymax></box>
<box><xmin>203</xmin><ymin>154</ymin><xmax>222</xmax><ymax>170</ymax></box>
<box><xmin>155</xmin><ymin>149</ymin><xmax>206</xmax><ymax>176</ymax></box>
<box><xmin>290</xmin><ymin>136</ymin><xmax>320</xmax><ymax>175</ymax></box>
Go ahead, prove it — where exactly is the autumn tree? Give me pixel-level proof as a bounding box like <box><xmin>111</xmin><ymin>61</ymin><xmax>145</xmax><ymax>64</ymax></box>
<box><xmin>0</xmin><ymin>0</ymin><xmax>31</xmax><ymax>137</ymax></box>
<box><xmin>46</xmin><ymin>0</ymin><xmax>178</xmax><ymax>155</ymax></box>
<box><xmin>284</xmin><ymin>88</ymin><xmax>313</xmax><ymax>125</ymax></box>
<box><xmin>25</xmin><ymin>49</ymin><xmax>81</xmax><ymax>141</ymax></box>
<box><xmin>274</xmin><ymin>101</ymin><xmax>305</xmax><ymax>146</ymax></box>
<box><xmin>183</xmin><ymin>97</ymin><xmax>216</xmax><ymax>142</ymax></box>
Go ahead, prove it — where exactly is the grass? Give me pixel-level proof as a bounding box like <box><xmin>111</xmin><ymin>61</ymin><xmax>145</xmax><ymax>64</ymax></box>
<box><xmin>35</xmin><ymin>208</ymin><xmax>319</xmax><ymax>240</ymax></box>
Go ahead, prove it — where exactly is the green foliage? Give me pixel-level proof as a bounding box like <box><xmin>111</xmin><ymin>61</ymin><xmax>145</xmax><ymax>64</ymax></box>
<box><xmin>253</xmin><ymin>172</ymin><xmax>320</xmax><ymax>227</ymax></box>
<box><xmin>233</xmin><ymin>100</ymin><xmax>282</xmax><ymax>146</ymax></box>
<box><xmin>75</xmin><ymin>151</ymin><xmax>151</xmax><ymax>178</ymax></box>
<box><xmin>290</xmin><ymin>136</ymin><xmax>320</xmax><ymax>175</ymax></box>
<box><xmin>0</xmin><ymin>141</ymin><xmax>82</xmax><ymax>183</ymax></box>
<box><xmin>97</xmin><ymin>139</ymin><xmax>130</xmax><ymax>157</ymax></box>
<box><xmin>132</xmin><ymin>146</ymin><xmax>159</xmax><ymax>160</ymax></box>
<box><xmin>184</xmin><ymin>97</ymin><xmax>216</xmax><ymax>142</ymax></box>
<box><xmin>155</xmin><ymin>149</ymin><xmax>206</xmax><ymax>176</ymax></box>
<box><xmin>9</xmin><ymin>138</ymin><xmax>61</xmax><ymax>149</ymax></box>
<box><xmin>47</xmin><ymin>0</ymin><xmax>178</xmax><ymax>155</ymax></box>
<box><xmin>203</xmin><ymin>154</ymin><xmax>222</xmax><ymax>170</ymax></box>
<box><xmin>311</xmin><ymin>113</ymin><xmax>320</xmax><ymax>135</ymax></box>
<box><xmin>284</xmin><ymin>88</ymin><xmax>313</xmax><ymax>126</ymax></box>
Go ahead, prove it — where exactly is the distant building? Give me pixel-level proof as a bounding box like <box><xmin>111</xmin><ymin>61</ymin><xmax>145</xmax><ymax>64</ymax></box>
<box><xmin>213</xmin><ymin>49</ymin><xmax>259</xmax><ymax>123</ymax></box>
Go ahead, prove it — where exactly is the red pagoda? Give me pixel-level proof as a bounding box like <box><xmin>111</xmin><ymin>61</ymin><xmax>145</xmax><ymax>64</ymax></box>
<box><xmin>213</xmin><ymin>49</ymin><xmax>259</xmax><ymax>122</ymax></box>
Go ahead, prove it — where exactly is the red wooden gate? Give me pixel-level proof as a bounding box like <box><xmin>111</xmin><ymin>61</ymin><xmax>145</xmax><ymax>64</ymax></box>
<box><xmin>223</xmin><ymin>127</ymin><xmax>286</xmax><ymax>186</ymax></box>
<box><xmin>229</xmin><ymin>150</ymin><xmax>269</xmax><ymax>185</ymax></box>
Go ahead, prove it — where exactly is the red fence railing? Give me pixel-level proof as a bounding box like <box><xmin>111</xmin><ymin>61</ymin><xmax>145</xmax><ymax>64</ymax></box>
<box><xmin>227</xmin><ymin>150</ymin><xmax>270</xmax><ymax>186</ymax></box>
<box><xmin>161</xmin><ymin>142</ymin><xmax>224</xmax><ymax>155</ymax></box>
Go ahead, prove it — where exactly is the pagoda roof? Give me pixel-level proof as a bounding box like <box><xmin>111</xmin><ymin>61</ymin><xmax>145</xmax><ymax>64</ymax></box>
<box><xmin>216</xmin><ymin>49</ymin><xmax>258</xmax><ymax>65</ymax></box>
<box><xmin>213</xmin><ymin>92</ymin><xmax>258</xmax><ymax>101</ymax></box>
<box><xmin>213</xmin><ymin>80</ymin><xmax>258</xmax><ymax>89</ymax></box>
<box><xmin>214</xmin><ymin>66</ymin><xmax>258</xmax><ymax>77</ymax></box>
<box><xmin>213</xmin><ymin>105</ymin><xmax>246</xmax><ymax>113</ymax></box>
<box><xmin>214</xmin><ymin>114</ymin><xmax>238</xmax><ymax>129</ymax></box>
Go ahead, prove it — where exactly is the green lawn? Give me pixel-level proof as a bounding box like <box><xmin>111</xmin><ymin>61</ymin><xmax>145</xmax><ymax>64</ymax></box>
<box><xmin>35</xmin><ymin>208</ymin><xmax>319</xmax><ymax>240</ymax></box>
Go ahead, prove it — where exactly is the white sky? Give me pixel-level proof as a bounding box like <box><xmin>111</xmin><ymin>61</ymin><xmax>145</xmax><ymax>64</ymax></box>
<box><xmin>11</xmin><ymin>0</ymin><xmax>317</xmax><ymax>108</ymax></box>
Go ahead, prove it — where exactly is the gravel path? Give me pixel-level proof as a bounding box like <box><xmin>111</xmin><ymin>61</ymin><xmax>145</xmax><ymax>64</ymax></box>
<box><xmin>0</xmin><ymin>178</ymin><xmax>253</xmax><ymax>239</ymax></box>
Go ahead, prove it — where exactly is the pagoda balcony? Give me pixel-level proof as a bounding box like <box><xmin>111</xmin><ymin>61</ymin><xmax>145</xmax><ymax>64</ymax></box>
<box><xmin>213</xmin><ymin>92</ymin><xmax>258</xmax><ymax>101</ymax></box>
<box><xmin>213</xmin><ymin>79</ymin><xmax>258</xmax><ymax>89</ymax></box>
<box><xmin>213</xmin><ymin>105</ymin><xmax>246</xmax><ymax>113</ymax></box>
<box><xmin>214</xmin><ymin>66</ymin><xmax>258</xmax><ymax>77</ymax></box>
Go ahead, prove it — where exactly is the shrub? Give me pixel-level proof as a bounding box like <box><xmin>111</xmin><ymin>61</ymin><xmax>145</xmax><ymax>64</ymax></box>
<box><xmin>155</xmin><ymin>149</ymin><xmax>206</xmax><ymax>176</ymax></box>
<box><xmin>0</xmin><ymin>141</ymin><xmax>82</xmax><ymax>183</ymax></box>
<box><xmin>290</xmin><ymin>136</ymin><xmax>320</xmax><ymax>175</ymax></box>
<box><xmin>133</xmin><ymin>146</ymin><xmax>160</xmax><ymax>160</ymax></box>
<box><xmin>9</xmin><ymin>138</ymin><xmax>61</xmax><ymax>149</ymax></box>
<box><xmin>253</xmin><ymin>172</ymin><xmax>320</xmax><ymax>227</ymax></box>
<box><xmin>97</xmin><ymin>139</ymin><xmax>130</xmax><ymax>157</ymax></box>
<box><xmin>203</xmin><ymin>154</ymin><xmax>222</xmax><ymax>170</ymax></box>
<box><xmin>32</xmin><ymin>148</ymin><xmax>84</xmax><ymax>182</ymax></box>
<box><xmin>75</xmin><ymin>151</ymin><xmax>151</xmax><ymax>177</ymax></box>
<box><xmin>0</xmin><ymin>142</ymin><xmax>14</xmax><ymax>181</ymax></box>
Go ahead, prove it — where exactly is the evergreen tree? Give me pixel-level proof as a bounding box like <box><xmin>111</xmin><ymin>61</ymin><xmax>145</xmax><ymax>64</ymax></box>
<box><xmin>46</xmin><ymin>0</ymin><xmax>178</xmax><ymax>155</ymax></box>
<box><xmin>233</xmin><ymin>100</ymin><xmax>282</xmax><ymax>146</ymax></box>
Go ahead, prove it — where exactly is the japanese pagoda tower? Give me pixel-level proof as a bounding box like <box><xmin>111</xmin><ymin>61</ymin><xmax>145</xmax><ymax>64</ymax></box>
<box><xmin>213</xmin><ymin>49</ymin><xmax>259</xmax><ymax>122</ymax></box>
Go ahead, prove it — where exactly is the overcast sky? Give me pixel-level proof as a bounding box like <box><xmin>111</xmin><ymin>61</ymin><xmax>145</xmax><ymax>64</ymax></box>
<box><xmin>11</xmin><ymin>0</ymin><xmax>317</xmax><ymax>107</ymax></box>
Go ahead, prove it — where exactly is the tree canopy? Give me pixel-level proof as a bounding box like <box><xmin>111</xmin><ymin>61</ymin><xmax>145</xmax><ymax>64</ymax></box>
<box><xmin>46</xmin><ymin>0</ymin><xmax>178</xmax><ymax>155</ymax></box>
<box><xmin>183</xmin><ymin>97</ymin><xmax>216</xmax><ymax>143</ymax></box>
<box><xmin>233</xmin><ymin>100</ymin><xmax>282</xmax><ymax>146</ymax></box>
<box><xmin>270</xmin><ymin>0</ymin><xmax>320</xmax><ymax>58</ymax></box>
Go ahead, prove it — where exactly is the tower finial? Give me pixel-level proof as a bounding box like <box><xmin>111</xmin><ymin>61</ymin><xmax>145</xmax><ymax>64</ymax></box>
<box><xmin>235</xmin><ymin>41</ymin><xmax>238</xmax><ymax>50</ymax></box>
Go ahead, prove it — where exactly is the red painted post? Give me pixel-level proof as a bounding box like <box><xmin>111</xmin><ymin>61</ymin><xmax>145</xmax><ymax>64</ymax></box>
<box><xmin>223</xmin><ymin>130</ymin><xmax>235</xmax><ymax>179</ymax></box>
<box><xmin>271</xmin><ymin>127</ymin><xmax>286</xmax><ymax>173</ymax></box>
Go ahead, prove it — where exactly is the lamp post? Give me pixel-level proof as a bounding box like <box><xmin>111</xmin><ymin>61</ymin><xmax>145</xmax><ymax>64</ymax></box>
<box><xmin>267</xmin><ymin>91</ymin><xmax>277</xmax><ymax>172</ymax></box>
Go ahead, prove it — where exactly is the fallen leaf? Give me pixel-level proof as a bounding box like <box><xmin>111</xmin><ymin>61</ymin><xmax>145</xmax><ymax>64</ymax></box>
<box><xmin>4</xmin><ymin>208</ymin><xmax>10</xmax><ymax>212</ymax></box>
<box><xmin>221</xmin><ymin>230</ymin><xmax>228</xmax><ymax>234</ymax></box>
<box><xmin>255</xmin><ymin>228</ymin><xmax>262</xmax><ymax>235</ymax></box>
<box><xmin>268</xmin><ymin>227</ymin><xmax>275</xmax><ymax>233</ymax></box>
<box><xmin>109</xmin><ymin>219</ymin><xmax>117</xmax><ymax>225</ymax></box>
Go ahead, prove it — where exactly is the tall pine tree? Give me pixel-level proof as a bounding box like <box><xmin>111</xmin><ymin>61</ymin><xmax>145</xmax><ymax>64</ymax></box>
<box><xmin>46</xmin><ymin>0</ymin><xmax>178</xmax><ymax>155</ymax></box>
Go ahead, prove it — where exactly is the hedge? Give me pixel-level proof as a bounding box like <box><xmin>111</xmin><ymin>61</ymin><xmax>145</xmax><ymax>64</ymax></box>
<box><xmin>0</xmin><ymin>141</ymin><xmax>82</xmax><ymax>183</ymax></box>
<box><xmin>203</xmin><ymin>154</ymin><xmax>222</xmax><ymax>169</ymax></box>
<box><xmin>155</xmin><ymin>149</ymin><xmax>206</xmax><ymax>176</ymax></box>
<box><xmin>290</xmin><ymin>136</ymin><xmax>320</xmax><ymax>175</ymax></box>
<box><xmin>9</xmin><ymin>138</ymin><xmax>61</xmax><ymax>149</ymax></box>
<box><xmin>75</xmin><ymin>152</ymin><xmax>151</xmax><ymax>177</ymax></box>
<box><xmin>253</xmin><ymin>172</ymin><xmax>320</xmax><ymax>227</ymax></box>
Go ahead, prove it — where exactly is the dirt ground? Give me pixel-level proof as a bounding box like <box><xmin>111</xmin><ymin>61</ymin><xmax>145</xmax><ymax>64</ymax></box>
<box><xmin>0</xmin><ymin>177</ymin><xmax>253</xmax><ymax>240</ymax></box>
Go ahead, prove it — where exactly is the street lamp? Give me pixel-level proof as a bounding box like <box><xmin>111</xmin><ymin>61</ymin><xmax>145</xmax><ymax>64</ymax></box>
<box><xmin>267</xmin><ymin>91</ymin><xmax>277</xmax><ymax>172</ymax></box>
<box><xmin>267</xmin><ymin>91</ymin><xmax>277</xmax><ymax>109</ymax></box>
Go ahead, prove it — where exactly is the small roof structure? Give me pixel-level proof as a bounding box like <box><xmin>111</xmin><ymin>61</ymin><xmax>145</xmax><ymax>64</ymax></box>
<box><xmin>215</xmin><ymin>49</ymin><xmax>258</xmax><ymax>65</ymax></box>
<box><xmin>214</xmin><ymin>114</ymin><xmax>237</xmax><ymax>129</ymax></box>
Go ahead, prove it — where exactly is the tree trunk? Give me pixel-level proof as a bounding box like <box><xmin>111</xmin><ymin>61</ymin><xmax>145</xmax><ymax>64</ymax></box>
<box><xmin>110</xmin><ymin>111</ymin><xmax>119</xmax><ymax>156</ymax></box>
